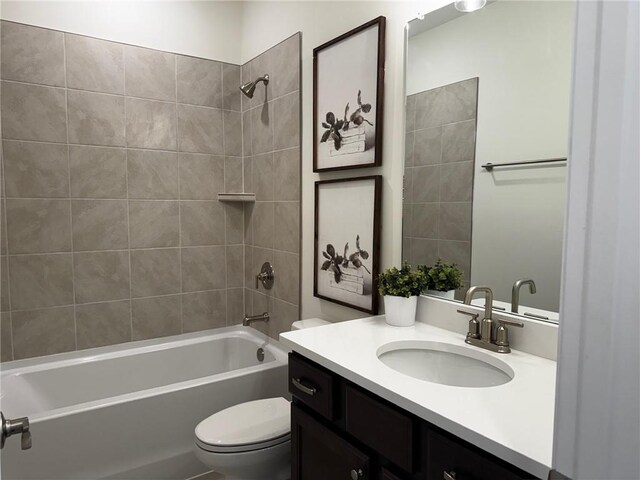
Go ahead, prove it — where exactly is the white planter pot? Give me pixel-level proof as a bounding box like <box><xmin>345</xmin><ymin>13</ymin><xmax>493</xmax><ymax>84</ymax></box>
<box><xmin>425</xmin><ymin>289</ymin><xmax>456</xmax><ymax>300</ymax></box>
<box><xmin>384</xmin><ymin>295</ymin><xmax>418</xmax><ymax>327</ymax></box>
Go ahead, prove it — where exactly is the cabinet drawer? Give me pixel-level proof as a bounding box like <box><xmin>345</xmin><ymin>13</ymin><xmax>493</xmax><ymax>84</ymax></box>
<box><xmin>426</xmin><ymin>429</ymin><xmax>535</xmax><ymax>480</ymax></box>
<box><xmin>289</xmin><ymin>353</ymin><xmax>336</xmax><ymax>420</ymax></box>
<box><xmin>345</xmin><ymin>384</ymin><xmax>415</xmax><ymax>472</ymax></box>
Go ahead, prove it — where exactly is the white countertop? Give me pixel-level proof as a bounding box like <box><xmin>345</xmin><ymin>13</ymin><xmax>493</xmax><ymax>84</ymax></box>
<box><xmin>280</xmin><ymin>316</ymin><xmax>557</xmax><ymax>479</ymax></box>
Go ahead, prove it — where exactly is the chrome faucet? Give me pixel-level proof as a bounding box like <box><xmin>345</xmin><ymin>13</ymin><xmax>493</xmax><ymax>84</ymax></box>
<box><xmin>511</xmin><ymin>279</ymin><xmax>536</xmax><ymax>313</ymax></box>
<box><xmin>464</xmin><ymin>286</ymin><xmax>495</xmax><ymax>342</ymax></box>
<box><xmin>243</xmin><ymin>312</ymin><xmax>270</xmax><ymax>327</ymax></box>
<box><xmin>1</xmin><ymin>412</ymin><xmax>31</xmax><ymax>450</ymax></box>
<box><xmin>458</xmin><ymin>285</ymin><xmax>524</xmax><ymax>354</ymax></box>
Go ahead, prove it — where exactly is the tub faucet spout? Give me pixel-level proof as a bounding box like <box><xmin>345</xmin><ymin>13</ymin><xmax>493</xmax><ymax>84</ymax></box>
<box><xmin>243</xmin><ymin>312</ymin><xmax>270</xmax><ymax>327</ymax></box>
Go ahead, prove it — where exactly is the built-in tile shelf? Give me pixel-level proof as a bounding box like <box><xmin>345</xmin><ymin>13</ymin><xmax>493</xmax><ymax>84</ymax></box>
<box><xmin>217</xmin><ymin>193</ymin><xmax>256</xmax><ymax>202</ymax></box>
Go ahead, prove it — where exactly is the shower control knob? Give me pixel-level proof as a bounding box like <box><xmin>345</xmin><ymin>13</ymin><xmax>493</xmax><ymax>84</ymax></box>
<box><xmin>1</xmin><ymin>412</ymin><xmax>32</xmax><ymax>450</ymax></box>
<box><xmin>350</xmin><ymin>468</ymin><xmax>364</xmax><ymax>479</ymax></box>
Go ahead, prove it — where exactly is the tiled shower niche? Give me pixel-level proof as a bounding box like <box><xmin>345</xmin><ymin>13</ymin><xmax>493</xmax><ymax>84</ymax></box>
<box><xmin>0</xmin><ymin>21</ymin><xmax>301</xmax><ymax>360</ymax></box>
<box><xmin>403</xmin><ymin>77</ymin><xmax>478</xmax><ymax>298</ymax></box>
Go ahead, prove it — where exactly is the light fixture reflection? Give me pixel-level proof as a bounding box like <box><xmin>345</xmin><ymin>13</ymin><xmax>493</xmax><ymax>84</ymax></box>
<box><xmin>455</xmin><ymin>0</ymin><xmax>487</xmax><ymax>13</ymax></box>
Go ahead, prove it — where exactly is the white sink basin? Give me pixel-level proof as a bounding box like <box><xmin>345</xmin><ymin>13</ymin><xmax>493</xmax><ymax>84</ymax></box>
<box><xmin>377</xmin><ymin>341</ymin><xmax>514</xmax><ymax>388</ymax></box>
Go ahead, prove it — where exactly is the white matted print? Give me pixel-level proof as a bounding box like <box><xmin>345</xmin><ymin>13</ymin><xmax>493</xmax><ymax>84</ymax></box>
<box><xmin>314</xmin><ymin>176</ymin><xmax>381</xmax><ymax>314</ymax></box>
<box><xmin>313</xmin><ymin>17</ymin><xmax>385</xmax><ymax>172</ymax></box>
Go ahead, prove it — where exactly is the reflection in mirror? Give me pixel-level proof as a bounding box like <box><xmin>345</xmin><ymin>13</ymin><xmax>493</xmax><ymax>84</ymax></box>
<box><xmin>403</xmin><ymin>1</ymin><xmax>574</xmax><ymax>322</ymax></box>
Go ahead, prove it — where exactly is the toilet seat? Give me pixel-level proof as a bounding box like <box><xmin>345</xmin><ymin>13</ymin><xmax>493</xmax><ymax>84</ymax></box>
<box><xmin>195</xmin><ymin>397</ymin><xmax>291</xmax><ymax>454</ymax></box>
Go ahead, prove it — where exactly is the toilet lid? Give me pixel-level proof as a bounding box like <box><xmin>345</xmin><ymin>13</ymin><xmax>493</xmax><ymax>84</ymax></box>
<box><xmin>195</xmin><ymin>397</ymin><xmax>290</xmax><ymax>451</ymax></box>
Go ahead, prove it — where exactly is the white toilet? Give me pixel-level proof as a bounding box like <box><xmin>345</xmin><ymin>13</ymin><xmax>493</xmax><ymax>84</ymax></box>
<box><xmin>193</xmin><ymin>318</ymin><xmax>330</xmax><ymax>480</ymax></box>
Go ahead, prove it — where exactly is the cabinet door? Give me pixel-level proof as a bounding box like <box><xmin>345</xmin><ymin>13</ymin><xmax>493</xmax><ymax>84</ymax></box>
<box><xmin>381</xmin><ymin>467</ymin><xmax>405</xmax><ymax>480</ymax></box>
<box><xmin>292</xmin><ymin>403</ymin><xmax>370</xmax><ymax>480</ymax></box>
<box><xmin>427</xmin><ymin>430</ymin><xmax>534</xmax><ymax>480</ymax></box>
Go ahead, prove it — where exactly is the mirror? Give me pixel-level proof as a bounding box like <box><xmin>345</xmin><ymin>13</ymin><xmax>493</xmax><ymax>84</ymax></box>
<box><xmin>403</xmin><ymin>0</ymin><xmax>575</xmax><ymax>322</ymax></box>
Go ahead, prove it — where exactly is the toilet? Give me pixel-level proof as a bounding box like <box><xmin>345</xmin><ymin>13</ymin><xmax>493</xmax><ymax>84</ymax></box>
<box><xmin>194</xmin><ymin>318</ymin><xmax>330</xmax><ymax>480</ymax></box>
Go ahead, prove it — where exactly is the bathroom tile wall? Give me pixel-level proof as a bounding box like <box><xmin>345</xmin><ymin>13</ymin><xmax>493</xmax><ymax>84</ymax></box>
<box><xmin>403</xmin><ymin>78</ymin><xmax>478</xmax><ymax>298</ymax></box>
<box><xmin>0</xmin><ymin>21</ymin><xmax>255</xmax><ymax>360</ymax></box>
<box><xmin>241</xmin><ymin>34</ymin><xmax>301</xmax><ymax>340</ymax></box>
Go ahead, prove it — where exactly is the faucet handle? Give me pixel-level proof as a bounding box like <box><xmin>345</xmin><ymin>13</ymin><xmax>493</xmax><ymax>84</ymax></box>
<box><xmin>494</xmin><ymin>318</ymin><xmax>524</xmax><ymax>352</ymax></box>
<box><xmin>497</xmin><ymin>318</ymin><xmax>524</xmax><ymax>328</ymax></box>
<box><xmin>457</xmin><ymin>309</ymin><xmax>481</xmax><ymax>339</ymax></box>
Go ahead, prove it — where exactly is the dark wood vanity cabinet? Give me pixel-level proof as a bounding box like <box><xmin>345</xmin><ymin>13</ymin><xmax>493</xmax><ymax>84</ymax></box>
<box><xmin>289</xmin><ymin>352</ymin><xmax>537</xmax><ymax>480</ymax></box>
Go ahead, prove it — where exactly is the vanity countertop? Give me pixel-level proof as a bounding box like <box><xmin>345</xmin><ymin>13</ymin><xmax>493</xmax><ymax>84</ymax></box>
<box><xmin>280</xmin><ymin>316</ymin><xmax>557</xmax><ymax>479</ymax></box>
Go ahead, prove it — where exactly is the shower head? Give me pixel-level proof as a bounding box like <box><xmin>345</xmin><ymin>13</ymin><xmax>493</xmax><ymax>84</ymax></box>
<box><xmin>239</xmin><ymin>74</ymin><xmax>270</xmax><ymax>99</ymax></box>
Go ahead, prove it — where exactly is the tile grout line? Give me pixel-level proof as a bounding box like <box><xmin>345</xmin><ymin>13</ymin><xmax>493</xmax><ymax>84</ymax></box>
<box><xmin>123</xmin><ymin>42</ymin><xmax>135</xmax><ymax>343</ymax></box>
<box><xmin>5</xmin><ymin>288</ymin><xmax>226</xmax><ymax>315</ymax></box>
<box><xmin>222</xmin><ymin>63</ymin><xmax>234</xmax><ymax>327</ymax></box>
<box><xmin>1</xmin><ymin>122</ymin><xmax>15</xmax><ymax>361</ymax></box>
<box><xmin>221</xmin><ymin>63</ymin><xmax>230</xmax><ymax>328</ymax></box>
<box><xmin>1</xmin><ymin>78</ymin><xmax>244</xmax><ymax>113</ymax></box>
<box><xmin>1</xmin><ymin>138</ymin><xmax>243</xmax><ymax>157</ymax></box>
<box><xmin>175</xmin><ymin>55</ymin><xmax>184</xmax><ymax>335</ymax></box>
<box><xmin>62</xmin><ymin>32</ymin><xmax>79</xmax><ymax>353</ymax></box>
<box><xmin>4</xmin><ymin>244</ymin><xmax>238</xmax><ymax>258</ymax></box>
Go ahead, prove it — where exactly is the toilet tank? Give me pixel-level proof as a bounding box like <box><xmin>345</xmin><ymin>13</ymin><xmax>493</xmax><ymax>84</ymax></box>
<box><xmin>291</xmin><ymin>318</ymin><xmax>330</xmax><ymax>330</ymax></box>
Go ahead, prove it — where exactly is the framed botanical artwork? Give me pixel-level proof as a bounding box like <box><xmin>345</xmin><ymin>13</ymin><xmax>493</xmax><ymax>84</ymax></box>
<box><xmin>314</xmin><ymin>175</ymin><xmax>382</xmax><ymax>314</ymax></box>
<box><xmin>313</xmin><ymin>16</ymin><xmax>386</xmax><ymax>172</ymax></box>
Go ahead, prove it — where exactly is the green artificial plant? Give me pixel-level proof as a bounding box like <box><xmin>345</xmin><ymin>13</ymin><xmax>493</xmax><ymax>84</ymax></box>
<box><xmin>378</xmin><ymin>263</ymin><xmax>429</xmax><ymax>298</ymax></box>
<box><xmin>418</xmin><ymin>260</ymin><xmax>464</xmax><ymax>292</ymax></box>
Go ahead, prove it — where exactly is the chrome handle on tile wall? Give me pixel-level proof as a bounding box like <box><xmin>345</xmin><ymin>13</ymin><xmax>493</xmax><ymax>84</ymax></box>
<box><xmin>255</xmin><ymin>262</ymin><xmax>275</xmax><ymax>289</ymax></box>
<box><xmin>1</xmin><ymin>412</ymin><xmax>32</xmax><ymax>450</ymax></box>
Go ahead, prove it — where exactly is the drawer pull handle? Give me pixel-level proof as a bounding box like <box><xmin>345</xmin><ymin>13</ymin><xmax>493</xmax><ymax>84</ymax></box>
<box><xmin>292</xmin><ymin>377</ymin><xmax>317</xmax><ymax>396</ymax></box>
<box><xmin>443</xmin><ymin>471</ymin><xmax>457</xmax><ymax>480</ymax></box>
<box><xmin>350</xmin><ymin>468</ymin><xmax>364</xmax><ymax>479</ymax></box>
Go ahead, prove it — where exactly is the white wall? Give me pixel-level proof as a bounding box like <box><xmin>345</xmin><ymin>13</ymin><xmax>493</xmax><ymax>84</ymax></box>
<box><xmin>0</xmin><ymin>1</ymin><xmax>244</xmax><ymax>63</ymax></box>
<box><xmin>240</xmin><ymin>1</ymin><xmax>444</xmax><ymax>322</ymax></box>
<box><xmin>407</xmin><ymin>1</ymin><xmax>574</xmax><ymax>312</ymax></box>
<box><xmin>553</xmin><ymin>1</ymin><xmax>639</xmax><ymax>477</ymax></box>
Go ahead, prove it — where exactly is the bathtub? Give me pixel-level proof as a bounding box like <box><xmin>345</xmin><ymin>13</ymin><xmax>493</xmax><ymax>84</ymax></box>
<box><xmin>0</xmin><ymin>326</ymin><xmax>289</xmax><ymax>480</ymax></box>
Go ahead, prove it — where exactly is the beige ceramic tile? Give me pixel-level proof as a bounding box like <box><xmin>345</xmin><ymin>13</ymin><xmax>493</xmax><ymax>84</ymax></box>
<box><xmin>12</xmin><ymin>306</ymin><xmax>75</xmax><ymax>359</ymax></box>
<box><xmin>69</xmin><ymin>146</ymin><xmax>127</xmax><ymax>198</ymax></box>
<box><xmin>126</xmin><ymin>98</ymin><xmax>177</xmax><ymax>150</ymax></box>
<box><xmin>3</xmin><ymin>141</ymin><xmax>69</xmax><ymax>198</ymax></box>
<box><xmin>9</xmin><ymin>254</ymin><xmax>74</xmax><ymax>310</ymax></box>
<box><xmin>181</xmin><ymin>246</ymin><xmax>226</xmax><ymax>292</ymax></box>
<box><xmin>65</xmin><ymin>33</ymin><xmax>124</xmax><ymax>94</ymax></box>
<box><xmin>125</xmin><ymin>45</ymin><xmax>176</xmax><ymax>102</ymax></box>
<box><xmin>182</xmin><ymin>290</ymin><xmax>226</xmax><ymax>333</ymax></box>
<box><xmin>67</xmin><ymin>90</ymin><xmax>126</xmax><ymax>147</ymax></box>
<box><xmin>73</xmin><ymin>251</ymin><xmax>130</xmax><ymax>303</ymax></box>
<box><xmin>76</xmin><ymin>300</ymin><xmax>131</xmax><ymax>349</ymax></box>
<box><xmin>131</xmin><ymin>295</ymin><xmax>181</xmax><ymax>340</ymax></box>
<box><xmin>177</xmin><ymin>55</ymin><xmax>223</xmax><ymax>108</ymax></box>
<box><xmin>130</xmin><ymin>248</ymin><xmax>180</xmax><ymax>297</ymax></box>
<box><xmin>1</xmin><ymin>82</ymin><xmax>67</xmax><ymax>142</ymax></box>
<box><xmin>128</xmin><ymin>201</ymin><xmax>179</xmax><ymax>248</ymax></box>
<box><xmin>71</xmin><ymin>199</ymin><xmax>128</xmax><ymax>251</ymax></box>
<box><xmin>1</xmin><ymin>22</ymin><xmax>65</xmax><ymax>86</ymax></box>
<box><xmin>127</xmin><ymin>149</ymin><xmax>179</xmax><ymax>199</ymax></box>
<box><xmin>6</xmin><ymin>199</ymin><xmax>72</xmax><ymax>254</ymax></box>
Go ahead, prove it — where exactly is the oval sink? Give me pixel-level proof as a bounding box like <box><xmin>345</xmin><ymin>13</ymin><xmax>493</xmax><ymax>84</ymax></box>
<box><xmin>377</xmin><ymin>341</ymin><xmax>514</xmax><ymax>388</ymax></box>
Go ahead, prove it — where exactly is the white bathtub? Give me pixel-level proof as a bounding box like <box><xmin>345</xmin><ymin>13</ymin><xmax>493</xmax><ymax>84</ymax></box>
<box><xmin>0</xmin><ymin>326</ymin><xmax>289</xmax><ymax>480</ymax></box>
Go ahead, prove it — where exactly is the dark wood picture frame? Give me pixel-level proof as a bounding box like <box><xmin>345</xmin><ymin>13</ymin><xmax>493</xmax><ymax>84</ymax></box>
<box><xmin>313</xmin><ymin>16</ymin><xmax>386</xmax><ymax>172</ymax></box>
<box><xmin>314</xmin><ymin>175</ymin><xmax>382</xmax><ymax>314</ymax></box>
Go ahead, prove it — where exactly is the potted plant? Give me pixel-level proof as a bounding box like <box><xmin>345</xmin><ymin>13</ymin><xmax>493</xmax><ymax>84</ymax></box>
<box><xmin>378</xmin><ymin>263</ymin><xmax>428</xmax><ymax>327</ymax></box>
<box><xmin>418</xmin><ymin>260</ymin><xmax>464</xmax><ymax>300</ymax></box>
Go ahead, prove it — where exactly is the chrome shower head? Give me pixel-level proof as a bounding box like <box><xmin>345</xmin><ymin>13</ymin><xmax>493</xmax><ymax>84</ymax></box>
<box><xmin>239</xmin><ymin>74</ymin><xmax>269</xmax><ymax>99</ymax></box>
